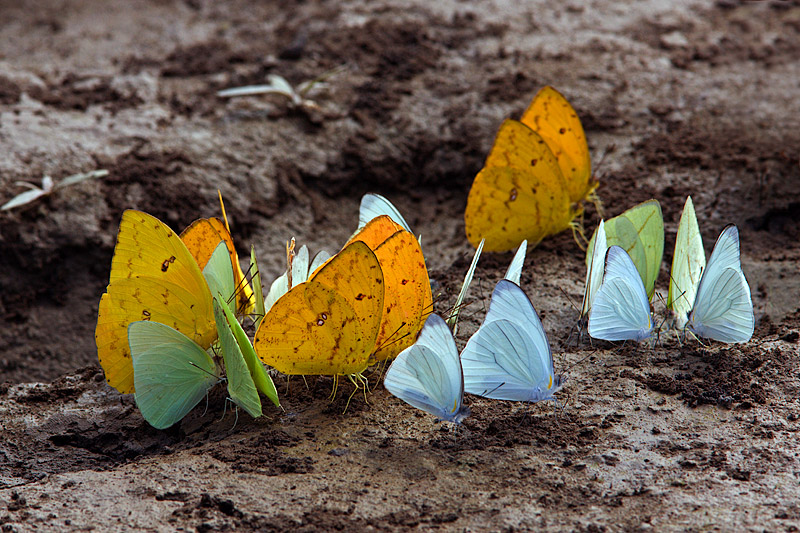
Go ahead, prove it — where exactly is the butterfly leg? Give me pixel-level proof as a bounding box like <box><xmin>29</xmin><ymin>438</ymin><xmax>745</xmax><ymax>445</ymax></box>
<box><xmin>329</xmin><ymin>374</ymin><xmax>340</xmax><ymax>402</ymax></box>
<box><xmin>569</xmin><ymin>219</ymin><xmax>588</xmax><ymax>251</ymax></box>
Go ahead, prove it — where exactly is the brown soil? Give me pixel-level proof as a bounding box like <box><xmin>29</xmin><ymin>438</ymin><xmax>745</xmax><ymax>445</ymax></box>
<box><xmin>1</xmin><ymin>0</ymin><xmax>799</xmax><ymax>531</ymax></box>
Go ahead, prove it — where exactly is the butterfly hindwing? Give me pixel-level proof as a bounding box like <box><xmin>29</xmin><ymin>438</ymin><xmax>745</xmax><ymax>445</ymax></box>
<box><xmin>129</xmin><ymin>321</ymin><xmax>220</xmax><ymax>430</ymax></box>
<box><xmin>254</xmin><ymin>241</ymin><xmax>384</xmax><ymax>376</ymax></box>
<box><xmin>465</xmin><ymin>120</ymin><xmax>574</xmax><ymax>252</ymax></box>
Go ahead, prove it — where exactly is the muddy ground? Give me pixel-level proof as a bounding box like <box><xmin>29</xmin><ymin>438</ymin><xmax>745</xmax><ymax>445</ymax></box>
<box><xmin>1</xmin><ymin>0</ymin><xmax>799</xmax><ymax>531</ymax></box>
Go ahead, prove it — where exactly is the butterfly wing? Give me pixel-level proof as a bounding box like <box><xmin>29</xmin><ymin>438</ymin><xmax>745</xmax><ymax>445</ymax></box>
<box><xmin>264</xmin><ymin>245</ymin><xmax>332</xmax><ymax>313</ymax></box>
<box><xmin>345</xmin><ymin>214</ymin><xmax>403</xmax><ymax>250</ymax></box>
<box><xmin>181</xmin><ymin>217</ymin><xmax>254</xmax><ymax>315</ymax></box>
<box><xmin>462</xmin><ymin>280</ymin><xmax>560</xmax><ymax>402</ymax></box>
<box><xmin>129</xmin><ymin>321</ymin><xmax>220</xmax><ymax>430</ymax></box>
<box><xmin>520</xmin><ymin>86</ymin><xmax>593</xmax><ymax>203</ymax></box>
<box><xmin>96</xmin><ymin>277</ymin><xmax>217</xmax><ymax>394</ymax></box>
<box><xmin>688</xmin><ymin>225</ymin><xmax>754</xmax><ymax>343</ymax></box>
<box><xmin>254</xmin><ymin>242</ymin><xmax>384</xmax><ymax>375</ymax></box>
<box><xmin>213</xmin><ymin>298</ymin><xmax>262</xmax><ymax>418</ymax></box>
<box><xmin>668</xmin><ymin>197</ymin><xmax>706</xmax><ymax>328</ymax></box>
<box><xmin>580</xmin><ymin>219</ymin><xmax>607</xmax><ymax>319</ymax></box>
<box><xmin>250</xmin><ymin>246</ymin><xmax>266</xmax><ymax>328</ymax></box>
<box><xmin>588</xmin><ymin>246</ymin><xmax>653</xmax><ymax>342</ymax></box>
<box><xmin>504</xmin><ymin>240</ymin><xmax>527</xmax><ymax>285</ymax></box>
<box><xmin>618</xmin><ymin>200</ymin><xmax>664</xmax><ymax>299</ymax></box>
<box><xmin>217</xmin><ymin>293</ymin><xmax>279</xmax><ymax>407</ymax></box>
<box><xmin>203</xmin><ymin>242</ymin><xmax>236</xmax><ymax>308</ymax></box>
<box><xmin>358</xmin><ymin>193</ymin><xmax>413</xmax><ymax>234</ymax></box>
<box><xmin>370</xmin><ymin>230</ymin><xmax>432</xmax><ymax>362</ymax></box>
<box><xmin>383</xmin><ymin>314</ymin><xmax>470</xmax><ymax>424</ymax></box>
<box><xmin>465</xmin><ymin>120</ymin><xmax>574</xmax><ymax>252</ymax></box>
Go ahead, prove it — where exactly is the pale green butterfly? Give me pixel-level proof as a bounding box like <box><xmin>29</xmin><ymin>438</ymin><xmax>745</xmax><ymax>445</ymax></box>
<box><xmin>447</xmin><ymin>238</ymin><xmax>484</xmax><ymax>334</ymax></box>
<box><xmin>667</xmin><ymin>196</ymin><xmax>705</xmax><ymax>329</ymax></box>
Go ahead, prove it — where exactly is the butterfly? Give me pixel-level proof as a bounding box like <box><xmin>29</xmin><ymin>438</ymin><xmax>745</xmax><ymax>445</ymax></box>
<box><xmin>667</xmin><ymin>196</ymin><xmax>706</xmax><ymax>329</ymax></box>
<box><xmin>180</xmin><ymin>198</ymin><xmax>255</xmax><ymax>316</ymax></box>
<box><xmin>685</xmin><ymin>224</ymin><xmax>754</xmax><ymax>343</ymax></box>
<box><xmin>345</xmin><ymin>215</ymin><xmax>432</xmax><ymax>362</ymax></box>
<box><xmin>580</xmin><ymin>219</ymin><xmax>607</xmax><ymax>323</ymax></box>
<box><xmin>447</xmin><ymin>239</ymin><xmax>484</xmax><ymax>333</ymax></box>
<box><xmin>464</xmin><ymin>86</ymin><xmax>595</xmax><ymax>252</ymax></box>
<box><xmin>461</xmin><ymin>280</ymin><xmax>564</xmax><ymax>402</ymax></box>
<box><xmin>586</xmin><ymin>199</ymin><xmax>664</xmax><ymax>300</ymax></box>
<box><xmin>587</xmin><ymin>245</ymin><xmax>654</xmax><ymax>342</ymax></box>
<box><xmin>254</xmin><ymin>240</ymin><xmax>385</xmax><ymax>376</ymax></box>
<box><xmin>129</xmin><ymin>242</ymin><xmax>279</xmax><ymax>429</ymax></box>
<box><xmin>96</xmin><ymin>210</ymin><xmax>219</xmax><ymax>394</ymax></box>
<box><xmin>383</xmin><ymin>314</ymin><xmax>470</xmax><ymax>424</ymax></box>
<box><xmin>358</xmin><ymin>193</ymin><xmax>413</xmax><ymax>235</ymax></box>
<box><xmin>263</xmin><ymin>244</ymin><xmax>332</xmax><ymax>314</ymax></box>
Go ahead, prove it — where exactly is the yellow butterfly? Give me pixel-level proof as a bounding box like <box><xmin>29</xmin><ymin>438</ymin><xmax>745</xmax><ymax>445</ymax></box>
<box><xmin>465</xmin><ymin>86</ymin><xmax>596</xmax><ymax>252</ymax></box>
<box><xmin>344</xmin><ymin>215</ymin><xmax>432</xmax><ymax>362</ymax></box>
<box><xmin>253</xmin><ymin>241</ymin><xmax>384</xmax><ymax>376</ymax></box>
<box><xmin>180</xmin><ymin>216</ymin><xmax>254</xmax><ymax>316</ymax></box>
<box><xmin>96</xmin><ymin>211</ymin><xmax>218</xmax><ymax>394</ymax></box>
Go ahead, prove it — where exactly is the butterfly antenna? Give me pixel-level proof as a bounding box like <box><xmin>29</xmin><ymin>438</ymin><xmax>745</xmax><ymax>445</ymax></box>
<box><xmin>217</xmin><ymin>190</ymin><xmax>232</xmax><ymax>234</ymax></box>
<box><xmin>564</xmin><ymin>349</ymin><xmax>599</xmax><ymax>374</ymax></box>
<box><xmin>558</xmin><ymin>287</ymin><xmax>580</xmax><ymax>314</ymax></box>
<box><xmin>372</xmin><ymin>322</ymin><xmax>411</xmax><ymax>356</ymax></box>
<box><xmin>480</xmin><ymin>382</ymin><xmax>506</xmax><ymax>398</ymax></box>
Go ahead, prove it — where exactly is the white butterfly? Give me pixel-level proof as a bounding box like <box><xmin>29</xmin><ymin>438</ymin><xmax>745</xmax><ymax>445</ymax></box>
<box><xmin>263</xmin><ymin>244</ymin><xmax>331</xmax><ymax>313</ymax></box>
<box><xmin>358</xmin><ymin>193</ymin><xmax>413</xmax><ymax>234</ymax></box>
<box><xmin>383</xmin><ymin>314</ymin><xmax>470</xmax><ymax>424</ymax></box>
<box><xmin>580</xmin><ymin>219</ymin><xmax>607</xmax><ymax>323</ymax></box>
<box><xmin>686</xmin><ymin>224</ymin><xmax>754</xmax><ymax>343</ymax></box>
<box><xmin>588</xmin><ymin>245</ymin><xmax>654</xmax><ymax>342</ymax></box>
<box><xmin>461</xmin><ymin>279</ymin><xmax>564</xmax><ymax>402</ymax></box>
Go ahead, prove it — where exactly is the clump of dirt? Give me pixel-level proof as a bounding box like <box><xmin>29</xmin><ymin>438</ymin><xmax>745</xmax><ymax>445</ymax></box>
<box><xmin>0</xmin><ymin>75</ymin><xmax>22</xmax><ymax>105</ymax></box>
<box><xmin>29</xmin><ymin>74</ymin><xmax>143</xmax><ymax>112</ymax></box>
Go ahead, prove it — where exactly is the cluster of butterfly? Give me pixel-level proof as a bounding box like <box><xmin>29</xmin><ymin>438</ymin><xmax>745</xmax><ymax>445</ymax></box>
<box><xmin>464</xmin><ymin>86</ymin><xmax>598</xmax><ymax>253</ymax></box>
<box><xmin>94</xmin><ymin>83</ymin><xmax>754</xmax><ymax>429</ymax></box>
<box><xmin>384</xmin><ymin>240</ymin><xmax>563</xmax><ymax>424</ymax></box>
<box><xmin>581</xmin><ymin>196</ymin><xmax>754</xmax><ymax>344</ymax></box>
<box><xmin>381</xmin><ymin>197</ymin><xmax>755</xmax><ymax>425</ymax></box>
<box><xmin>95</xmin><ymin>194</ymin><xmax>433</xmax><ymax>429</ymax></box>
